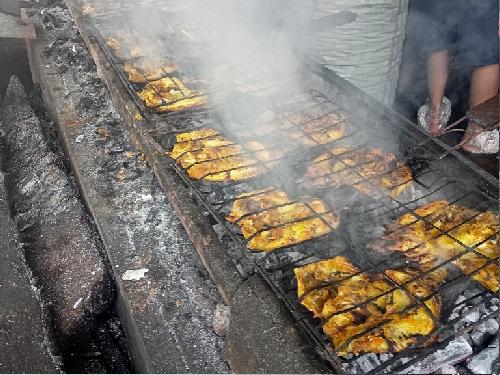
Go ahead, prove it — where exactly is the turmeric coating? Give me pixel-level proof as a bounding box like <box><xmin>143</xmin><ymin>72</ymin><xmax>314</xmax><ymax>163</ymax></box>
<box><xmin>137</xmin><ymin>77</ymin><xmax>206</xmax><ymax>112</ymax></box>
<box><xmin>123</xmin><ymin>60</ymin><xmax>178</xmax><ymax>83</ymax></box>
<box><xmin>106</xmin><ymin>35</ymin><xmax>144</xmax><ymax>60</ymax></box>
<box><xmin>304</xmin><ymin>146</ymin><xmax>413</xmax><ymax>198</ymax></box>
<box><xmin>287</xmin><ymin>112</ymin><xmax>348</xmax><ymax>145</ymax></box>
<box><xmin>169</xmin><ymin>129</ymin><xmax>290</xmax><ymax>182</ymax></box>
<box><xmin>295</xmin><ymin>256</ymin><xmax>445</xmax><ymax>355</ymax></box>
<box><xmin>227</xmin><ymin>189</ymin><xmax>340</xmax><ymax>252</ymax></box>
<box><xmin>373</xmin><ymin>201</ymin><xmax>499</xmax><ymax>292</ymax></box>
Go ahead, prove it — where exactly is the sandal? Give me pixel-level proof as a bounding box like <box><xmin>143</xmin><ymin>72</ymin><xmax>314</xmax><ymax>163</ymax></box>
<box><xmin>418</xmin><ymin>97</ymin><xmax>451</xmax><ymax>136</ymax></box>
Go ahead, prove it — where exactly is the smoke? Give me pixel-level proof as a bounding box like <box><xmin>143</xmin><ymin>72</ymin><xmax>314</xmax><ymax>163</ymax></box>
<box><xmin>109</xmin><ymin>0</ymin><xmax>316</xmax><ymax>128</ymax></box>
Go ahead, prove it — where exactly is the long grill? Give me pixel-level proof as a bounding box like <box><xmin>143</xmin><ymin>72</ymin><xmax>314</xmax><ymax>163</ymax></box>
<box><xmin>87</xmin><ymin>8</ymin><xmax>499</xmax><ymax>373</ymax></box>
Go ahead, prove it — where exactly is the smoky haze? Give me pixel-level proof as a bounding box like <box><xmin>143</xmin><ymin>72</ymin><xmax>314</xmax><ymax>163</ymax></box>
<box><xmin>177</xmin><ymin>0</ymin><xmax>310</xmax><ymax>127</ymax></box>
<box><xmin>119</xmin><ymin>0</ymin><xmax>318</xmax><ymax>127</ymax></box>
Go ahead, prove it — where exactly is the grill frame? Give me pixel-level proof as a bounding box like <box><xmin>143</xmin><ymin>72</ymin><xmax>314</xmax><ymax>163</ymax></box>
<box><xmin>85</xmin><ymin>10</ymin><xmax>499</xmax><ymax>372</ymax></box>
<box><xmin>144</xmin><ymin>66</ymin><xmax>499</xmax><ymax>372</ymax></box>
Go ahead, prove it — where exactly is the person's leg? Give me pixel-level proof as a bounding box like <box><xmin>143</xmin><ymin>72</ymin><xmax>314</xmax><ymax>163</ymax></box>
<box><xmin>427</xmin><ymin>51</ymin><xmax>449</xmax><ymax>111</ymax></box>
<box><xmin>423</xmin><ymin>50</ymin><xmax>449</xmax><ymax>135</ymax></box>
<box><xmin>417</xmin><ymin>0</ymin><xmax>454</xmax><ymax>135</ymax></box>
<box><xmin>461</xmin><ymin>64</ymin><xmax>499</xmax><ymax>152</ymax></box>
<box><xmin>457</xmin><ymin>0</ymin><xmax>499</xmax><ymax>153</ymax></box>
<box><xmin>469</xmin><ymin>64</ymin><xmax>499</xmax><ymax>108</ymax></box>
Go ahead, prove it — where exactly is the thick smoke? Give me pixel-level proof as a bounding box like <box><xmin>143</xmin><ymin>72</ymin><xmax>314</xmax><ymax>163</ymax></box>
<box><xmin>115</xmin><ymin>0</ymin><xmax>317</xmax><ymax>127</ymax></box>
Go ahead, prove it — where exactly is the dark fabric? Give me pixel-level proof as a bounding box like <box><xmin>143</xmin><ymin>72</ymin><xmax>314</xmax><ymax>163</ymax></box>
<box><xmin>418</xmin><ymin>0</ymin><xmax>499</xmax><ymax>67</ymax></box>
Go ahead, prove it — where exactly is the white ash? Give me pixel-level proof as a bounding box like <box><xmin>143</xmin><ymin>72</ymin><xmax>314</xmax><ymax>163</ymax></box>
<box><xmin>401</xmin><ymin>337</ymin><xmax>473</xmax><ymax>374</ymax></box>
<box><xmin>434</xmin><ymin>364</ymin><xmax>459</xmax><ymax>375</ymax></box>
<box><xmin>121</xmin><ymin>269</ymin><xmax>149</xmax><ymax>281</ymax></box>
<box><xmin>467</xmin><ymin>346</ymin><xmax>499</xmax><ymax>375</ymax></box>
<box><xmin>470</xmin><ymin>319</ymin><xmax>499</xmax><ymax>347</ymax></box>
<box><xmin>345</xmin><ymin>353</ymin><xmax>384</xmax><ymax>374</ymax></box>
<box><xmin>212</xmin><ymin>303</ymin><xmax>230</xmax><ymax>337</ymax></box>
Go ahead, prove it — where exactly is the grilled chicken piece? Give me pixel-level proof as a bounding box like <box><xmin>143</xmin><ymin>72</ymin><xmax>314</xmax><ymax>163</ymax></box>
<box><xmin>106</xmin><ymin>35</ymin><xmax>144</xmax><ymax>60</ymax></box>
<box><xmin>227</xmin><ymin>189</ymin><xmax>340</xmax><ymax>252</ymax></box>
<box><xmin>138</xmin><ymin>77</ymin><xmax>190</xmax><ymax>106</ymax></box>
<box><xmin>304</xmin><ymin>146</ymin><xmax>413</xmax><ymax>198</ymax></box>
<box><xmin>138</xmin><ymin>77</ymin><xmax>206</xmax><ymax>112</ymax></box>
<box><xmin>123</xmin><ymin>61</ymin><xmax>178</xmax><ymax>83</ymax></box>
<box><xmin>169</xmin><ymin>129</ymin><xmax>291</xmax><ymax>182</ymax></box>
<box><xmin>288</xmin><ymin>112</ymin><xmax>348</xmax><ymax>145</ymax></box>
<box><xmin>295</xmin><ymin>256</ymin><xmax>444</xmax><ymax>355</ymax></box>
<box><xmin>373</xmin><ymin>201</ymin><xmax>499</xmax><ymax>292</ymax></box>
<box><xmin>156</xmin><ymin>96</ymin><xmax>207</xmax><ymax>112</ymax></box>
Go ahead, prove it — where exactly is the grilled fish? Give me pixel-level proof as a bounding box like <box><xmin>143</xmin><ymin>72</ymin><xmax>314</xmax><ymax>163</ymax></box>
<box><xmin>295</xmin><ymin>256</ymin><xmax>444</xmax><ymax>355</ymax></box>
<box><xmin>304</xmin><ymin>146</ymin><xmax>413</xmax><ymax>198</ymax></box>
<box><xmin>373</xmin><ymin>201</ymin><xmax>499</xmax><ymax>292</ymax></box>
<box><xmin>227</xmin><ymin>189</ymin><xmax>340</xmax><ymax>251</ymax></box>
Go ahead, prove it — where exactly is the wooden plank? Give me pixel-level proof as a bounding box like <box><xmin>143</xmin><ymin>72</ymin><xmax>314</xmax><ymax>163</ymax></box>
<box><xmin>467</xmin><ymin>95</ymin><xmax>499</xmax><ymax>130</ymax></box>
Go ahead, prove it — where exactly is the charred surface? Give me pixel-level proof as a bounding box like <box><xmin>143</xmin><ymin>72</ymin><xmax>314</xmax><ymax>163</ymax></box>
<box><xmin>0</xmin><ymin>76</ymin><xmax>131</xmax><ymax>373</ymax></box>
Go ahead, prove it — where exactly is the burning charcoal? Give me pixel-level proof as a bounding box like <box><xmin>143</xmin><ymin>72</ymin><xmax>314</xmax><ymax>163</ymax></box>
<box><xmin>350</xmin><ymin>353</ymin><xmax>382</xmax><ymax>374</ymax></box>
<box><xmin>212</xmin><ymin>224</ymin><xmax>227</xmax><ymax>241</ymax></box>
<box><xmin>401</xmin><ymin>337</ymin><xmax>473</xmax><ymax>374</ymax></box>
<box><xmin>434</xmin><ymin>364</ymin><xmax>459</xmax><ymax>375</ymax></box>
<box><xmin>467</xmin><ymin>347</ymin><xmax>499</xmax><ymax>374</ymax></box>
<box><xmin>470</xmin><ymin>319</ymin><xmax>499</xmax><ymax>348</ymax></box>
<box><xmin>454</xmin><ymin>307</ymin><xmax>483</xmax><ymax>331</ymax></box>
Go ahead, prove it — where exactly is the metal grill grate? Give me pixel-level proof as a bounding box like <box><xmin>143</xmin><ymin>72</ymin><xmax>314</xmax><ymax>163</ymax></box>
<box><xmin>144</xmin><ymin>85</ymin><xmax>499</xmax><ymax>373</ymax></box>
<box><xmin>86</xmin><ymin>9</ymin><xmax>499</xmax><ymax>373</ymax></box>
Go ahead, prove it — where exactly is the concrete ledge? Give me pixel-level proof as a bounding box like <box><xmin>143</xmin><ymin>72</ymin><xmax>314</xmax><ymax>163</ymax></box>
<box><xmin>29</xmin><ymin>2</ymin><xmax>331</xmax><ymax>372</ymax></box>
<box><xmin>26</xmin><ymin>6</ymin><xmax>230</xmax><ymax>373</ymax></box>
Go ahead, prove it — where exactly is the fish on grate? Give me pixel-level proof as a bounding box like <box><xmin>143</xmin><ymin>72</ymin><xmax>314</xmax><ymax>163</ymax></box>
<box><xmin>371</xmin><ymin>201</ymin><xmax>499</xmax><ymax>293</ymax></box>
<box><xmin>294</xmin><ymin>256</ymin><xmax>445</xmax><ymax>356</ymax></box>
<box><xmin>287</xmin><ymin>111</ymin><xmax>348</xmax><ymax>145</ymax></box>
<box><xmin>226</xmin><ymin>189</ymin><xmax>340</xmax><ymax>251</ymax></box>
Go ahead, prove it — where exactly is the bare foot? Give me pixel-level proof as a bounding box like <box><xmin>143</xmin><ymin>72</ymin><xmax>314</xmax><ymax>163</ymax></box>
<box><xmin>427</xmin><ymin>106</ymin><xmax>444</xmax><ymax>136</ymax></box>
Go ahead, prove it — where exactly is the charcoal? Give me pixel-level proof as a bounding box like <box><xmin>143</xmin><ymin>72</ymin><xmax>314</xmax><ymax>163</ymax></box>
<box><xmin>434</xmin><ymin>364</ymin><xmax>459</xmax><ymax>374</ymax></box>
<box><xmin>212</xmin><ymin>223</ymin><xmax>227</xmax><ymax>240</ymax></box>
<box><xmin>350</xmin><ymin>353</ymin><xmax>382</xmax><ymax>374</ymax></box>
<box><xmin>467</xmin><ymin>347</ymin><xmax>499</xmax><ymax>374</ymax></box>
<box><xmin>470</xmin><ymin>319</ymin><xmax>499</xmax><ymax>347</ymax></box>
<box><xmin>401</xmin><ymin>337</ymin><xmax>473</xmax><ymax>374</ymax></box>
<box><xmin>212</xmin><ymin>303</ymin><xmax>230</xmax><ymax>337</ymax></box>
